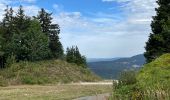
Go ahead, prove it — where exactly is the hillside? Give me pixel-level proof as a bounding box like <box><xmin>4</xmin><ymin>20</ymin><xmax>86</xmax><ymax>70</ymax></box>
<box><xmin>0</xmin><ymin>60</ymin><xmax>100</xmax><ymax>86</ymax></box>
<box><xmin>88</xmin><ymin>54</ymin><xmax>146</xmax><ymax>79</ymax></box>
<box><xmin>137</xmin><ymin>54</ymin><xmax>170</xmax><ymax>94</ymax></box>
<box><xmin>111</xmin><ymin>54</ymin><xmax>170</xmax><ymax>99</ymax></box>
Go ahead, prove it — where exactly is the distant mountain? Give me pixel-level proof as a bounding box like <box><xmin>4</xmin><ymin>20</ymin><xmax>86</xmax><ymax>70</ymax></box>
<box><xmin>88</xmin><ymin>54</ymin><xmax>146</xmax><ymax>79</ymax></box>
<box><xmin>87</xmin><ymin>58</ymin><xmax>121</xmax><ymax>62</ymax></box>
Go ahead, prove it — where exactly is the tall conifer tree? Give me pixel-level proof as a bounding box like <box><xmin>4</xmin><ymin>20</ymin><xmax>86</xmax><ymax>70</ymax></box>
<box><xmin>37</xmin><ymin>8</ymin><xmax>52</xmax><ymax>35</ymax></box>
<box><xmin>66</xmin><ymin>46</ymin><xmax>86</xmax><ymax>67</ymax></box>
<box><xmin>145</xmin><ymin>0</ymin><xmax>170</xmax><ymax>62</ymax></box>
<box><xmin>49</xmin><ymin>24</ymin><xmax>63</xmax><ymax>58</ymax></box>
<box><xmin>37</xmin><ymin>9</ymin><xmax>63</xmax><ymax>58</ymax></box>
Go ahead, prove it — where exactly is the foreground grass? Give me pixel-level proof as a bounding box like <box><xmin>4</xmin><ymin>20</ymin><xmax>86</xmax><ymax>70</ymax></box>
<box><xmin>0</xmin><ymin>84</ymin><xmax>112</xmax><ymax>100</ymax></box>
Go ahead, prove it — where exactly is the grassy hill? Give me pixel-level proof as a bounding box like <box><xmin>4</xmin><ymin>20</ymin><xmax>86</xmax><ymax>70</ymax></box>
<box><xmin>111</xmin><ymin>54</ymin><xmax>170</xmax><ymax>99</ymax></box>
<box><xmin>135</xmin><ymin>54</ymin><xmax>170</xmax><ymax>99</ymax></box>
<box><xmin>0</xmin><ymin>60</ymin><xmax>100</xmax><ymax>86</ymax></box>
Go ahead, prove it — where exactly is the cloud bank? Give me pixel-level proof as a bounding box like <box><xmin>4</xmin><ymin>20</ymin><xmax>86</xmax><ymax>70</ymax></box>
<box><xmin>0</xmin><ymin>0</ymin><xmax>157</xmax><ymax>58</ymax></box>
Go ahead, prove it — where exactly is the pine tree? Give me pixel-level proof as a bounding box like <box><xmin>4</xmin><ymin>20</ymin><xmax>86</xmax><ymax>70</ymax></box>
<box><xmin>49</xmin><ymin>24</ymin><xmax>64</xmax><ymax>58</ymax></box>
<box><xmin>1</xmin><ymin>6</ymin><xmax>14</xmax><ymax>41</ymax></box>
<box><xmin>13</xmin><ymin>5</ymin><xmax>31</xmax><ymax>33</ymax></box>
<box><xmin>2</xmin><ymin>5</ymin><xmax>10</xmax><ymax>27</ymax></box>
<box><xmin>37</xmin><ymin>8</ymin><xmax>52</xmax><ymax>35</ymax></box>
<box><xmin>66</xmin><ymin>46</ymin><xmax>86</xmax><ymax>67</ymax></box>
<box><xmin>9</xmin><ymin>20</ymin><xmax>50</xmax><ymax>61</ymax></box>
<box><xmin>66</xmin><ymin>47</ymin><xmax>74</xmax><ymax>63</ymax></box>
<box><xmin>144</xmin><ymin>0</ymin><xmax>170</xmax><ymax>62</ymax></box>
<box><xmin>37</xmin><ymin>9</ymin><xmax>63</xmax><ymax>59</ymax></box>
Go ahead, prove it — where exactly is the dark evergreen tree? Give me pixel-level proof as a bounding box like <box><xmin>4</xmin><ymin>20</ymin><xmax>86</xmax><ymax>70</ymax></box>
<box><xmin>9</xmin><ymin>20</ymin><xmax>50</xmax><ymax>61</ymax></box>
<box><xmin>2</xmin><ymin>6</ymin><xmax>14</xmax><ymax>41</ymax></box>
<box><xmin>13</xmin><ymin>5</ymin><xmax>31</xmax><ymax>32</ymax></box>
<box><xmin>66</xmin><ymin>46</ymin><xmax>86</xmax><ymax>67</ymax></box>
<box><xmin>0</xmin><ymin>5</ymin><xmax>65</xmax><ymax>68</ymax></box>
<box><xmin>37</xmin><ymin>9</ymin><xmax>63</xmax><ymax>59</ymax></box>
<box><xmin>37</xmin><ymin>8</ymin><xmax>52</xmax><ymax>35</ymax></box>
<box><xmin>49</xmin><ymin>24</ymin><xmax>64</xmax><ymax>58</ymax></box>
<box><xmin>144</xmin><ymin>0</ymin><xmax>170</xmax><ymax>62</ymax></box>
<box><xmin>0</xmin><ymin>6</ymin><xmax>14</xmax><ymax>68</ymax></box>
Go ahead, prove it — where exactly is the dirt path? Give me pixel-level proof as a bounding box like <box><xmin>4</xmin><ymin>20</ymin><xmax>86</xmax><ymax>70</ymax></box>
<box><xmin>73</xmin><ymin>93</ymin><xmax>110</xmax><ymax>100</ymax></box>
<box><xmin>71</xmin><ymin>82</ymin><xmax>113</xmax><ymax>85</ymax></box>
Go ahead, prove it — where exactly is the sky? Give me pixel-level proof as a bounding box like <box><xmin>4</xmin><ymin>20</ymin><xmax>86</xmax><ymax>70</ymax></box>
<box><xmin>0</xmin><ymin>0</ymin><xmax>157</xmax><ymax>58</ymax></box>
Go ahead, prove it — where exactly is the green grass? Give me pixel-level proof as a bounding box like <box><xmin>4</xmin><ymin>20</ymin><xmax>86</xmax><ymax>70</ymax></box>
<box><xmin>0</xmin><ymin>60</ymin><xmax>100</xmax><ymax>86</ymax></box>
<box><xmin>0</xmin><ymin>84</ymin><xmax>112</xmax><ymax>100</ymax></box>
<box><xmin>137</xmin><ymin>54</ymin><xmax>170</xmax><ymax>89</ymax></box>
<box><xmin>135</xmin><ymin>53</ymin><xmax>170</xmax><ymax>99</ymax></box>
<box><xmin>111</xmin><ymin>54</ymin><xmax>170</xmax><ymax>100</ymax></box>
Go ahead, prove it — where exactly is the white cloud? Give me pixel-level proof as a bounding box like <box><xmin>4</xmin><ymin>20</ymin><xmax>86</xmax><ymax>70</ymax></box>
<box><xmin>0</xmin><ymin>0</ymin><xmax>39</xmax><ymax>20</ymax></box>
<box><xmin>23</xmin><ymin>5</ymin><xmax>40</xmax><ymax>16</ymax></box>
<box><xmin>52</xmin><ymin>0</ymin><xmax>157</xmax><ymax>57</ymax></box>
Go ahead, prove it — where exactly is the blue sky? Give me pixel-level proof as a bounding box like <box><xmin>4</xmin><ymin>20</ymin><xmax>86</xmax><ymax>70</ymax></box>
<box><xmin>0</xmin><ymin>0</ymin><xmax>157</xmax><ymax>58</ymax></box>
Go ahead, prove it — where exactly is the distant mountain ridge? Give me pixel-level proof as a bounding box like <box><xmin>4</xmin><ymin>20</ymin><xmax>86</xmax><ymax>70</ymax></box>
<box><xmin>87</xmin><ymin>58</ymin><xmax>121</xmax><ymax>62</ymax></box>
<box><xmin>88</xmin><ymin>54</ymin><xmax>146</xmax><ymax>79</ymax></box>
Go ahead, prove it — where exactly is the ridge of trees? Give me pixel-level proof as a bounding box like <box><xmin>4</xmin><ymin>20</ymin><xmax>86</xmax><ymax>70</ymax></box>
<box><xmin>66</xmin><ymin>46</ymin><xmax>87</xmax><ymax>67</ymax></box>
<box><xmin>0</xmin><ymin>5</ymin><xmax>86</xmax><ymax>68</ymax></box>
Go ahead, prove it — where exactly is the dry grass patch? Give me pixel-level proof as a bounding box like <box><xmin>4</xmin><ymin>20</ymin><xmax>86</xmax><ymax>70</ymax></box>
<box><xmin>0</xmin><ymin>84</ymin><xmax>112</xmax><ymax>100</ymax></box>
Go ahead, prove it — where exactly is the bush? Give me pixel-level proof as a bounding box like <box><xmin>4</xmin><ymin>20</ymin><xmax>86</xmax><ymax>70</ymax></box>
<box><xmin>110</xmin><ymin>70</ymin><xmax>138</xmax><ymax>99</ymax></box>
<box><xmin>5</xmin><ymin>54</ymin><xmax>16</xmax><ymax>68</ymax></box>
<box><xmin>0</xmin><ymin>76</ymin><xmax>8</xmax><ymax>86</ymax></box>
<box><xmin>119</xmin><ymin>70</ymin><xmax>137</xmax><ymax>86</ymax></box>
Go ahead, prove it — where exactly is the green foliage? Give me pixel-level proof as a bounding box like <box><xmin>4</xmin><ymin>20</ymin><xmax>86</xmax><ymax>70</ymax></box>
<box><xmin>137</xmin><ymin>54</ymin><xmax>170</xmax><ymax>90</ymax></box>
<box><xmin>119</xmin><ymin>70</ymin><xmax>137</xmax><ymax>86</ymax></box>
<box><xmin>66</xmin><ymin>46</ymin><xmax>87</xmax><ymax>67</ymax></box>
<box><xmin>0</xmin><ymin>5</ymin><xmax>64</xmax><ymax>68</ymax></box>
<box><xmin>0</xmin><ymin>76</ymin><xmax>7</xmax><ymax>86</ymax></box>
<box><xmin>9</xmin><ymin>20</ymin><xmax>51</xmax><ymax>61</ymax></box>
<box><xmin>111</xmin><ymin>70</ymin><xmax>137</xmax><ymax>99</ymax></box>
<box><xmin>145</xmin><ymin>0</ymin><xmax>170</xmax><ymax>62</ymax></box>
<box><xmin>49</xmin><ymin>24</ymin><xmax>64</xmax><ymax>59</ymax></box>
<box><xmin>37</xmin><ymin>8</ymin><xmax>64</xmax><ymax>59</ymax></box>
<box><xmin>37</xmin><ymin>8</ymin><xmax>52</xmax><ymax>34</ymax></box>
<box><xmin>5</xmin><ymin>54</ymin><xmax>16</xmax><ymax>68</ymax></box>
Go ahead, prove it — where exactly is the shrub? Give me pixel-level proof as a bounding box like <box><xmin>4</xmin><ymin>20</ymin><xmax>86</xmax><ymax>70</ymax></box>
<box><xmin>110</xmin><ymin>70</ymin><xmax>138</xmax><ymax>99</ymax></box>
<box><xmin>5</xmin><ymin>54</ymin><xmax>16</xmax><ymax>68</ymax></box>
<box><xmin>119</xmin><ymin>70</ymin><xmax>137</xmax><ymax>86</ymax></box>
<box><xmin>0</xmin><ymin>76</ymin><xmax>8</xmax><ymax>86</ymax></box>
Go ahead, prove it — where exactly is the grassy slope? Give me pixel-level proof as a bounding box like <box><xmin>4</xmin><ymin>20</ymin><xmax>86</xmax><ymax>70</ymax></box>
<box><xmin>0</xmin><ymin>60</ymin><xmax>100</xmax><ymax>86</ymax></box>
<box><xmin>135</xmin><ymin>54</ymin><xmax>170</xmax><ymax>99</ymax></box>
<box><xmin>137</xmin><ymin>53</ymin><xmax>170</xmax><ymax>90</ymax></box>
<box><xmin>111</xmin><ymin>54</ymin><xmax>170</xmax><ymax>99</ymax></box>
